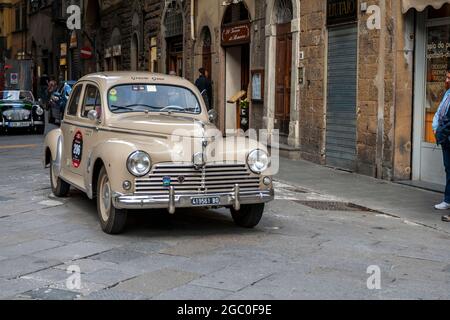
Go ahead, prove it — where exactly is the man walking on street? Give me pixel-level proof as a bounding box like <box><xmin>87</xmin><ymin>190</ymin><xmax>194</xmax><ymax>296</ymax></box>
<box><xmin>433</xmin><ymin>69</ymin><xmax>450</xmax><ymax>222</ymax></box>
<box><xmin>195</xmin><ymin>67</ymin><xmax>213</xmax><ymax>110</ymax></box>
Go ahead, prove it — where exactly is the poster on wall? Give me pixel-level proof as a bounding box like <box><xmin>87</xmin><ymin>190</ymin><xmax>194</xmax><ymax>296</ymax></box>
<box><xmin>251</xmin><ymin>70</ymin><xmax>264</xmax><ymax>102</ymax></box>
<box><xmin>426</xmin><ymin>25</ymin><xmax>450</xmax><ymax>112</ymax></box>
<box><xmin>425</xmin><ymin>24</ymin><xmax>450</xmax><ymax>143</ymax></box>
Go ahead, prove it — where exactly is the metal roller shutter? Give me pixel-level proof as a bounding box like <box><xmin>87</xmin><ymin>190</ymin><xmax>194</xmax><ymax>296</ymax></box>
<box><xmin>326</xmin><ymin>25</ymin><xmax>358</xmax><ymax>171</ymax></box>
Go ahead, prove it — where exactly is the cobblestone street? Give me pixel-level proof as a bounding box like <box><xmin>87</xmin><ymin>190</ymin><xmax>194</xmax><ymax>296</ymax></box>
<box><xmin>0</xmin><ymin>125</ymin><xmax>449</xmax><ymax>300</ymax></box>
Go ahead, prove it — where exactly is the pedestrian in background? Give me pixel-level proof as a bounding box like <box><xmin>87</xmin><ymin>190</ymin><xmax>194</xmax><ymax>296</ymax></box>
<box><xmin>195</xmin><ymin>67</ymin><xmax>213</xmax><ymax>110</ymax></box>
<box><xmin>433</xmin><ymin>69</ymin><xmax>450</xmax><ymax>222</ymax></box>
<box><xmin>47</xmin><ymin>77</ymin><xmax>57</xmax><ymax>96</ymax></box>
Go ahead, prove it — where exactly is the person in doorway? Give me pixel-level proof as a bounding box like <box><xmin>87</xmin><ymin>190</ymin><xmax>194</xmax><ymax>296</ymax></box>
<box><xmin>433</xmin><ymin>69</ymin><xmax>450</xmax><ymax>222</ymax></box>
<box><xmin>195</xmin><ymin>67</ymin><xmax>213</xmax><ymax>110</ymax></box>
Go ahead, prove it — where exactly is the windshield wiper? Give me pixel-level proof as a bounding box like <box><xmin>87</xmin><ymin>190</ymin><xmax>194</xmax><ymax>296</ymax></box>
<box><xmin>110</xmin><ymin>105</ymin><xmax>135</xmax><ymax>112</ymax></box>
<box><xmin>110</xmin><ymin>104</ymin><xmax>159</xmax><ymax>112</ymax></box>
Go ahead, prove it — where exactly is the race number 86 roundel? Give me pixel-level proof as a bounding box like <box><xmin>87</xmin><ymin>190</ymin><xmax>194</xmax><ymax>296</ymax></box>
<box><xmin>72</xmin><ymin>130</ymin><xmax>83</xmax><ymax>168</ymax></box>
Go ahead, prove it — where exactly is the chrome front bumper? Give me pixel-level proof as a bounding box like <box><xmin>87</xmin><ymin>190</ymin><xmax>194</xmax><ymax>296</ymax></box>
<box><xmin>113</xmin><ymin>186</ymin><xmax>274</xmax><ymax>213</ymax></box>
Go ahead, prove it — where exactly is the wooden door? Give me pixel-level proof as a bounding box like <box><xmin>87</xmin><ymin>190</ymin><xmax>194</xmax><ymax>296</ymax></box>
<box><xmin>275</xmin><ymin>23</ymin><xmax>292</xmax><ymax>136</ymax></box>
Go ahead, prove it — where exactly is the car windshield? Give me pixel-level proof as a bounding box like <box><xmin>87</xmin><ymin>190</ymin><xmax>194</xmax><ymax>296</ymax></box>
<box><xmin>107</xmin><ymin>84</ymin><xmax>201</xmax><ymax>114</ymax></box>
<box><xmin>0</xmin><ymin>90</ymin><xmax>34</xmax><ymax>102</ymax></box>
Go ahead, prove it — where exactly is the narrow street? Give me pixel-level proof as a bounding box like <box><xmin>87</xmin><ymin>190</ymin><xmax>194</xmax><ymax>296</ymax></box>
<box><xmin>0</xmin><ymin>124</ymin><xmax>449</xmax><ymax>300</ymax></box>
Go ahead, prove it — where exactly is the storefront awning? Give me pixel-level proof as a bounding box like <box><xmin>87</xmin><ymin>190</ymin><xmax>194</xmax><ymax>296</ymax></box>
<box><xmin>402</xmin><ymin>0</ymin><xmax>450</xmax><ymax>13</ymax></box>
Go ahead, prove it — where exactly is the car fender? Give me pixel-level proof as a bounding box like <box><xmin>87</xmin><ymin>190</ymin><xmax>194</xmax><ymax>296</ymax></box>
<box><xmin>85</xmin><ymin>139</ymin><xmax>146</xmax><ymax>199</ymax></box>
<box><xmin>43</xmin><ymin>128</ymin><xmax>63</xmax><ymax>169</ymax></box>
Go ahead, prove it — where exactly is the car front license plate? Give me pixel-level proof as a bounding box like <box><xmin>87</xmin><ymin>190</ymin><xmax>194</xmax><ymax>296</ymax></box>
<box><xmin>8</xmin><ymin>122</ymin><xmax>30</xmax><ymax>128</ymax></box>
<box><xmin>191</xmin><ymin>196</ymin><xmax>220</xmax><ymax>206</ymax></box>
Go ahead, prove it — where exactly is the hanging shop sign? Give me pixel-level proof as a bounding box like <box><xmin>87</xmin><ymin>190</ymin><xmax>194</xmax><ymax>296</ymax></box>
<box><xmin>105</xmin><ymin>47</ymin><xmax>112</xmax><ymax>58</ymax></box>
<box><xmin>327</xmin><ymin>0</ymin><xmax>358</xmax><ymax>26</ymax></box>
<box><xmin>221</xmin><ymin>23</ymin><xmax>251</xmax><ymax>46</ymax></box>
<box><xmin>70</xmin><ymin>30</ymin><xmax>78</xmax><ymax>48</ymax></box>
<box><xmin>112</xmin><ymin>45</ymin><xmax>122</xmax><ymax>57</ymax></box>
<box><xmin>60</xmin><ymin>43</ymin><xmax>67</xmax><ymax>57</ymax></box>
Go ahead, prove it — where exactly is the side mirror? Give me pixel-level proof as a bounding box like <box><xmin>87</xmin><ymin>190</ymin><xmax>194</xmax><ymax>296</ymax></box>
<box><xmin>208</xmin><ymin>109</ymin><xmax>218</xmax><ymax>123</ymax></box>
<box><xmin>87</xmin><ymin>109</ymin><xmax>99</xmax><ymax>122</ymax></box>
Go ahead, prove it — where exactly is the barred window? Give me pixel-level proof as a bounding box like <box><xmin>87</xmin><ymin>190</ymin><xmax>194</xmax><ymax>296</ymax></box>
<box><xmin>165</xmin><ymin>4</ymin><xmax>183</xmax><ymax>38</ymax></box>
<box><xmin>275</xmin><ymin>0</ymin><xmax>293</xmax><ymax>24</ymax></box>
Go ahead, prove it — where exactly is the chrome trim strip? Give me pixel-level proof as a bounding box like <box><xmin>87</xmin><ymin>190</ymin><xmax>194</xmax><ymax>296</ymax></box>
<box><xmin>63</xmin><ymin>120</ymin><xmax>167</xmax><ymax>139</ymax></box>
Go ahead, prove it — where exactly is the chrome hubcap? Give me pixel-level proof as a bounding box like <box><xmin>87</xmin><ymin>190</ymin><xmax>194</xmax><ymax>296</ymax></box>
<box><xmin>51</xmin><ymin>162</ymin><xmax>58</xmax><ymax>188</ymax></box>
<box><xmin>100</xmin><ymin>175</ymin><xmax>111</xmax><ymax>222</ymax></box>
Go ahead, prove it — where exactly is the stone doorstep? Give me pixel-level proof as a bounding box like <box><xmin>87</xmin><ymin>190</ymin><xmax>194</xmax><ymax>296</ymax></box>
<box><xmin>268</xmin><ymin>144</ymin><xmax>301</xmax><ymax>161</ymax></box>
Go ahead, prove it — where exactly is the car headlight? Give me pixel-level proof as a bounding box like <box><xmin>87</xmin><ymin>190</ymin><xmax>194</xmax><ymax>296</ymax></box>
<box><xmin>35</xmin><ymin>106</ymin><xmax>44</xmax><ymax>116</ymax></box>
<box><xmin>127</xmin><ymin>151</ymin><xmax>151</xmax><ymax>177</ymax></box>
<box><xmin>247</xmin><ymin>149</ymin><xmax>270</xmax><ymax>174</ymax></box>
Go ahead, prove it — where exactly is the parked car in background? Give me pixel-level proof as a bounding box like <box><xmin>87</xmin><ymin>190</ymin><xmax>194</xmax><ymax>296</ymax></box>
<box><xmin>0</xmin><ymin>90</ymin><xmax>45</xmax><ymax>134</ymax></box>
<box><xmin>48</xmin><ymin>80</ymin><xmax>76</xmax><ymax>124</ymax></box>
<box><xmin>43</xmin><ymin>72</ymin><xmax>274</xmax><ymax>234</ymax></box>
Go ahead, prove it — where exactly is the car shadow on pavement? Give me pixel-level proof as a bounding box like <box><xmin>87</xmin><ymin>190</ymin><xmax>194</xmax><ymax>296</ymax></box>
<box><xmin>67</xmin><ymin>188</ymin><xmax>263</xmax><ymax>238</ymax></box>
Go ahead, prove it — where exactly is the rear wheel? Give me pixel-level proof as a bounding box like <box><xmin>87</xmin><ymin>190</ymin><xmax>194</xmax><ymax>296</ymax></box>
<box><xmin>50</xmin><ymin>159</ymin><xmax>70</xmax><ymax>197</ymax></box>
<box><xmin>97</xmin><ymin>167</ymin><xmax>127</xmax><ymax>234</ymax></box>
<box><xmin>230</xmin><ymin>203</ymin><xmax>265</xmax><ymax>228</ymax></box>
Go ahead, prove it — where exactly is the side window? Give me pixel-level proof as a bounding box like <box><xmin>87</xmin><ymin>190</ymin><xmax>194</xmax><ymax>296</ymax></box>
<box><xmin>81</xmin><ymin>85</ymin><xmax>101</xmax><ymax>118</ymax></box>
<box><xmin>66</xmin><ymin>85</ymin><xmax>83</xmax><ymax>116</ymax></box>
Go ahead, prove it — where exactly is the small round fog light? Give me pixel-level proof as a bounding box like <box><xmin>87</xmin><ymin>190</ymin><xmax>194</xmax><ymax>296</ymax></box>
<box><xmin>123</xmin><ymin>180</ymin><xmax>132</xmax><ymax>191</ymax></box>
<box><xmin>263</xmin><ymin>177</ymin><xmax>272</xmax><ymax>186</ymax></box>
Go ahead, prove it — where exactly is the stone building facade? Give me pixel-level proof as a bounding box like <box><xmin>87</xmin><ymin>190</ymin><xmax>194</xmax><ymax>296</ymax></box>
<box><xmin>296</xmin><ymin>0</ymin><xmax>449</xmax><ymax>189</ymax></box>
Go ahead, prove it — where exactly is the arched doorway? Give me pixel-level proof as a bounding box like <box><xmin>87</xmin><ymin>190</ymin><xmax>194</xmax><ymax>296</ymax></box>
<box><xmin>265</xmin><ymin>0</ymin><xmax>299</xmax><ymax>146</ymax></box>
<box><xmin>274</xmin><ymin>0</ymin><xmax>293</xmax><ymax>137</ymax></box>
<box><xmin>164</xmin><ymin>1</ymin><xmax>184</xmax><ymax>76</ymax></box>
<box><xmin>201</xmin><ymin>27</ymin><xmax>212</xmax><ymax>78</ymax></box>
<box><xmin>221</xmin><ymin>2</ymin><xmax>251</xmax><ymax>131</ymax></box>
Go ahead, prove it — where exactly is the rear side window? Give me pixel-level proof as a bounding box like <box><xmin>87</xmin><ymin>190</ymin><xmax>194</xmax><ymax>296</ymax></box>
<box><xmin>81</xmin><ymin>85</ymin><xmax>101</xmax><ymax>118</ymax></box>
<box><xmin>67</xmin><ymin>85</ymin><xmax>83</xmax><ymax>116</ymax></box>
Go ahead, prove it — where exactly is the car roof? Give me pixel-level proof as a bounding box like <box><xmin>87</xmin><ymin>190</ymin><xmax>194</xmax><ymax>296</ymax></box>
<box><xmin>77</xmin><ymin>72</ymin><xmax>196</xmax><ymax>91</ymax></box>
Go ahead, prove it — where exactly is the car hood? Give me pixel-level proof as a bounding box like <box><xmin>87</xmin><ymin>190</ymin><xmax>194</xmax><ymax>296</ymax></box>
<box><xmin>108</xmin><ymin>114</ymin><xmax>216</xmax><ymax>138</ymax></box>
<box><xmin>0</xmin><ymin>102</ymin><xmax>32</xmax><ymax>112</ymax></box>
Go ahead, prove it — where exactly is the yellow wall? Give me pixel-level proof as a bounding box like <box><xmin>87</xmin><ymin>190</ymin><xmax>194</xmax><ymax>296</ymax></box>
<box><xmin>0</xmin><ymin>0</ymin><xmax>14</xmax><ymax>51</ymax></box>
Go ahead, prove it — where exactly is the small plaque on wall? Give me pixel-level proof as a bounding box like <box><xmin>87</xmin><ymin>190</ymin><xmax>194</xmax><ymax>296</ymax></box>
<box><xmin>251</xmin><ymin>70</ymin><xmax>264</xmax><ymax>102</ymax></box>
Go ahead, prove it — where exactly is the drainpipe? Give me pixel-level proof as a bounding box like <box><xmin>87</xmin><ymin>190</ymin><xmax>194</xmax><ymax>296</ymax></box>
<box><xmin>190</xmin><ymin>0</ymin><xmax>195</xmax><ymax>41</ymax></box>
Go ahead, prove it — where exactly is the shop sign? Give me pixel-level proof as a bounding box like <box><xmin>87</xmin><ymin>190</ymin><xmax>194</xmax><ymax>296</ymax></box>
<box><xmin>221</xmin><ymin>23</ymin><xmax>250</xmax><ymax>46</ymax></box>
<box><xmin>112</xmin><ymin>45</ymin><xmax>122</xmax><ymax>57</ymax></box>
<box><xmin>327</xmin><ymin>0</ymin><xmax>357</xmax><ymax>26</ymax></box>
<box><xmin>105</xmin><ymin>47</ymin><xmax>112</xmax><ymax>58</ymax></box>
<box><xmin>70</xmin><ymin>30</ymin><xmax>78</xmax><ymax>48</ymax></box>
<box><xmin>60</xmin><ymin>43</ymin><xmax>67</xmax><ymax>57</ymax></box>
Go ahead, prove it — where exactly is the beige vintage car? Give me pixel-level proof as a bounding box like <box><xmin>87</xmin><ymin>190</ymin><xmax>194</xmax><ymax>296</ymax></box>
<box><xmin>43</xmin><ymin>72</ymin><xmax>274</xmax><ymax>234</ymax></box>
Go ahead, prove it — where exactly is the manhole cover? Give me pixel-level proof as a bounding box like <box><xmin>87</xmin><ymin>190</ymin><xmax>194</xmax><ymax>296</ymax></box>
<box><xmin>293</xmin><ymin>200</ymin><xmax>381</xmax><ymax>213</ymax></box>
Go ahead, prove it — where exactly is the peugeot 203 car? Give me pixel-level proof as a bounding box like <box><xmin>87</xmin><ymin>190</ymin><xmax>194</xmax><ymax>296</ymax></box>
<box><xmin>43</xmin><ymin>72</ymin><xmax>274</xmax><ymax>234</ymax></box>
<box><xmin>0</xmin><ymin>90</ymin><xmax>45</xmax><ymax>134</ymax></box>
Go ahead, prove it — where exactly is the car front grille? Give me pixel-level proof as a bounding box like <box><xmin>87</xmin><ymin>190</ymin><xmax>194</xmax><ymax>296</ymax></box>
<box><xmin>135</xmin><ymin>163</ymin><xmax>261</xmax><ymax>195</ymax></box>
<box><xmin>3</xmin><ymin>109</ymin><xmax>31</xmax><ymax>121</ymax></box>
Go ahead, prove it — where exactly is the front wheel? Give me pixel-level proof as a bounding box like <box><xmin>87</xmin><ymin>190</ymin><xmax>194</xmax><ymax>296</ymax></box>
<box><xmin>97</xmin><ymin>167</ymin><xmax>127</xmax><ymax>234</ymax></box>
<box><xmin>50</xmin><ymin>159</ymin><xmax>70</xmax><ymax>197</ymax></box>
<box><xmin>230</xmin><ymin>203</ymin><xmax>265</xmax><ymax>228</ymax></box>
